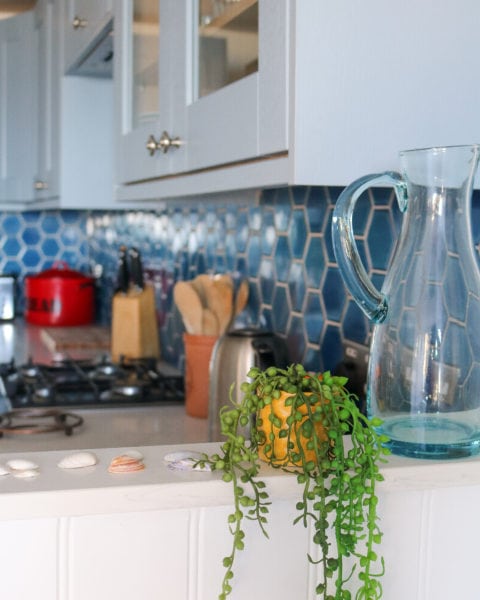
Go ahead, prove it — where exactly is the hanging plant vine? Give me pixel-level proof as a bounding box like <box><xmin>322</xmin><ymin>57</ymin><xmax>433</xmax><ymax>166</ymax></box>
<box><xmin>197</xmin><ymin>364</ymin><xmax>390</xmax><ymax>600</ymax></box>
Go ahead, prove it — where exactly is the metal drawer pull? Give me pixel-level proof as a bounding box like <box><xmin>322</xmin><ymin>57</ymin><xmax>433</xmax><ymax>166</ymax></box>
<box><xmin>34</xmin><ymin>180</ymin><xmax>48</xmax><ymax>191</ymax></box>
<box><xmin>146</xmin><ymin>131</ymin><xmax>181</xmax><ymax>156</ymax></box>
<box><xmin>72</xmin><ymin>16</ymin><xmax>87</xmax><ymax>29</ymax></box>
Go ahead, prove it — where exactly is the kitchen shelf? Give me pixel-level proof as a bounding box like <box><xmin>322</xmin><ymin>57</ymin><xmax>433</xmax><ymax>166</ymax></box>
<box><xmin>200</xmin><ymin>0</ymin><xmax>257</xmax><ymax>35</ymax></box>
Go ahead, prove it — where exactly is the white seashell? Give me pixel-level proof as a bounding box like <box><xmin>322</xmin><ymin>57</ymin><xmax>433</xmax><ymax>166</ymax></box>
<box><xmin>58</xmin><ymin>451</ymin><xmax>98</xmax><ymax>470</ymax></box>
<box><xmin>0</xmin><ymin>465</ymin><xmax>10</xmax><ymax>476</ymax></box>
<box><xmin>7</xmin><ymin>458</ymin><xmax>39</xmax><ymax>472</ymax></box>
<box><xmin>163</xmin><ymin>451</ymin><xmax>211</xmax><ymax>472</ymax></box>
<box><xmin>124</xmin><ymin>449</ymin><xmax>143</xmax><ymax>460</ymax></box>
<box><xmin>12</xmin><ymin>469</ymin><xmax>38</xmax><ymax>479</ymax></box>
<box><xmin>163</xmin><ymin>450</ymin><xmax>203</xmax><ymax>464</ymax></box>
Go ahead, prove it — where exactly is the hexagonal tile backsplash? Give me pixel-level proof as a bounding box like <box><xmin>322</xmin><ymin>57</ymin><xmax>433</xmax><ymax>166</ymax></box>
<box><xmin>2</xmin><ymin>186</ymin><xmax>480</xmax><ymax>373</ymax></box>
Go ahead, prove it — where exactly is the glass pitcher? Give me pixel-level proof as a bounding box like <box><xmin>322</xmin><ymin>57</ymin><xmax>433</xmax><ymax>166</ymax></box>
<box><xmin>332</xmin><ymin>145</ymin><xmax>480</xmax><ymax>459</ymax></box>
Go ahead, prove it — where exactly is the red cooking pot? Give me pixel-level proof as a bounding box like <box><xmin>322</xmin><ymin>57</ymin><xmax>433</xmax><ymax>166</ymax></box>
<box><xmin>24</xmin><ymin>261</ymin><xmax>95</xmax><ymax>326</ymax></box>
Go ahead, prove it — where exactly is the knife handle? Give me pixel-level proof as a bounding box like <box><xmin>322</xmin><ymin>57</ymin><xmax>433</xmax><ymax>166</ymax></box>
<box><xmin>115</xmin><ymin>245</ymin><xmax>129</xmax><ymax>293</ymax></box>
<box><xmin>129</xmin><ymin>247</ymin><xmax>144</xmax><ymax>290</ymax></box>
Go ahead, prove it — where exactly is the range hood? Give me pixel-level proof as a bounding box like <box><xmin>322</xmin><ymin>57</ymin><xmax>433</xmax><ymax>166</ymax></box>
<box><xmin>67</xmin><ymin>19</ymin><xmax>113</xmax><ymax>79</ymax></box>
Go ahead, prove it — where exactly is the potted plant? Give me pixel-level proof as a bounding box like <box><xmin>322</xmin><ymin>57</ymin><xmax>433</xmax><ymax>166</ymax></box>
<box><xmin>198</xmin><ymin>363</ymin><xmax>390</xmax><ymax>600</ymax></box>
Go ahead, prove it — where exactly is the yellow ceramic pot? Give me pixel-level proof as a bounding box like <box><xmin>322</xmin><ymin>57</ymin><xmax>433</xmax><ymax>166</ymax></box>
<box><xmin>256</xmin><ymin>389</ymin><xmax>329</xmax><ymax>466</ymax></box>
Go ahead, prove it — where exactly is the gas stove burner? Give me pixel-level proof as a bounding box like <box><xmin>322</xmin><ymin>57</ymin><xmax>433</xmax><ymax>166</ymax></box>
<box><xmin>1</xmin><ymin>357</ymin><xmax>184</xmax><ymax>409</ymax></box>
<box><xmin>0</xmin><ymin>408</ymin><xmax>83</xmax><ymax>436</ymax></box>
<box><xmin>88</xmin><ymin>361</ymin><xmax>125</xmax><ymax>381</ymax></box>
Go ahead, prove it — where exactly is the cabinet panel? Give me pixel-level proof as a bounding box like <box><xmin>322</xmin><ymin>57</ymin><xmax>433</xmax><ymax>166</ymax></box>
<box><xmin>69</xmin><ymin>510</ymin><xmax>190</xmax><ymax>600</ymax></box>
<box><xmin>114</xmin><ymin>0</ymin><xmax>185</xmax><ymax>183</ymax></box>
<box><xmin>0</xmin><ymin>518</ymin><xmax>58</xmax><ymax>600</ymax></box>
<box><xmin>182</xmin><ymin>0</ymin><xmax>288</xmax><ymax>172</ymax></box>
<box><xmin>64</xmin><ymin>0</ymin><xmax>113</xmax><ymax>73</ymax></box>
<box><xmin>0</xmin><ymin>12</ymin><xmax>37</xmax><ymax>206</ymax></box>
<box><xmin>34</xmin><ymin>0</ymin><xmax>60</xmax><ymax>202</ymax></box>
<box><xmin>114</xmin><ymin>0</ymin><xmax>287</xmax><ymax>191</ymax></box>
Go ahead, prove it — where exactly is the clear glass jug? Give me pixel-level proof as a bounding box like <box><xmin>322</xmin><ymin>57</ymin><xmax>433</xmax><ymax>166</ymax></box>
<box><xmin>332</xmin><ymin>145</ymin><xmax>480</xmax><ymax>459</ymax></box>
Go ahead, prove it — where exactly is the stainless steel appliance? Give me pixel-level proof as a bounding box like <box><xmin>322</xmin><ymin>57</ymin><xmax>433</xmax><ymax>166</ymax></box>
<box><xmin>208</xmin><ymin>328</ymin><xmax>289</xmax><ymax>441</ymax></box>
<box><xmin>0</xmin><ymin>274</ymin><xmax>16</xmax><ymax>321</ymax></box>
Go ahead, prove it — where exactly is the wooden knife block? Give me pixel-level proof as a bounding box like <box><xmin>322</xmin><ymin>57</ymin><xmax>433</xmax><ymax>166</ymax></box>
<box><xmin>111</xmin><ymin>285</ymin><xmax>160</xmax><ymax>361</ymax></box>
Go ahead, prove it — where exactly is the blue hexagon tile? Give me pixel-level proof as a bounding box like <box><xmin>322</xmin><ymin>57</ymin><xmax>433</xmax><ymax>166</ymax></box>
<box><xmin>0</xmin><ymin>210</ymin><xmax>90</xmax><ymax>313</ymax></box>
<box><xmin>1</xmin><ymin>188</ymin><xmax>480</xmax><ymax>374</ymax></box>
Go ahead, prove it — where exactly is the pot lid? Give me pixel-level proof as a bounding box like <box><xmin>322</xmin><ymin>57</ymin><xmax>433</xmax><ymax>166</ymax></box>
<box><xmin>29</xmin><ymin>261</ymin><xmax>91</xmax><ymax>280</ymax></box>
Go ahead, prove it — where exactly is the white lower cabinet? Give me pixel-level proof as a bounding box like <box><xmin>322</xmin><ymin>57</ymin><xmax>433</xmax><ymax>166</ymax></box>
<box><xmin>3</xmin><ymin>444</ymin><xmax>480</xmax><ymax>599</ymax></box>
<box><xmin>68</xmin><ymin>510</ymin><xmax>190</xmax><ymax>600</ymax></box>
<box><xmin>0</xmin><ymin>518</ymin><xmax>58</xmax><ymax>600</ymax></box>
<box><xmin>3</xmin><ymin>484</ymin><xmax>480</xmax><ymax>600</ymax></box>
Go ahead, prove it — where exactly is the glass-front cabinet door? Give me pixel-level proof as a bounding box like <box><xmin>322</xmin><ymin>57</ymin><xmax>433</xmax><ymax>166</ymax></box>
<box><xmin>116</xmin><ymin>0</ymin><xmax>173</xmax><ymax>184</ymax></box>
<box><xmin>194</xmin><ymin>0</ymin><xmax>259</xmax><ymax>100</ymax></box>
<box><xmin>115</xmin><ymin>0</ymin><xmax>287</xmax><ymax>188</ymax></box>
<box><xmin>177</xmin><ymin>0</ymin><xmax>287</xmax><ymax>174</ymax></box>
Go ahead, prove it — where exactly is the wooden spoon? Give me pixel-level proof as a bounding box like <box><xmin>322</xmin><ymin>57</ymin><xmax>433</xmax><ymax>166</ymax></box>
<box><xmin>234</xmin><ymin>279</ymin><xmax>249</xmax><ymax>317</ymax></box>
<box><xmin>191</xmin><ymin>274</ymin><xmax>212</xmax><ymax>308</ymax></box>
<box><xmin>206</xmin><ymin>278</ymin><xmax>234</xmax><ymax>335</ymax></box>
<box><xmin>202</xmin><ymin>308</ymin><xmax>219</xmax><ymax>336</ymax></box>
<box><xmin>173</xmin><ymin>281</ymin><xmax>203</xmax><ymax>335</ymax></box>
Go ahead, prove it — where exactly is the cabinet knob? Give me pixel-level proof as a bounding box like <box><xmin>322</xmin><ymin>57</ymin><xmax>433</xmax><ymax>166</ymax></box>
<box><xmin>146</xmin><ymin>132</ymin><xmax>182</xmax><ymax>156</ymax></box>
<box><xmin>34</xmin><ymin>180</ymin><xmax>48</xmax><ymax>191</ymax></box>
<box><xmin>72</xmin><ymin>16</ymin><xmax>87</xmax><ymax>29</ymax></box>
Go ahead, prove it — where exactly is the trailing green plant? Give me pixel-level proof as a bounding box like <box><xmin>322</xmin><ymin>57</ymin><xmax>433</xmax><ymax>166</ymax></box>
<box><xmin>197</xmin><ymin>364</ymin><xmax>391</xmax><ymax>600</ymax></box>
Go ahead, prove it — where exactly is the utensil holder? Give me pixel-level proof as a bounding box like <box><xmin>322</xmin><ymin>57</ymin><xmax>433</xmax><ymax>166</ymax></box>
<box><xmin>111</xmin><ymin>285</ymin><xmax>160</xmax><ymax>361</ymax></box>
<box><xmin>184</xmin><ymin>333</ymin><xmax>218</xmax><ymax>418</ymax></box>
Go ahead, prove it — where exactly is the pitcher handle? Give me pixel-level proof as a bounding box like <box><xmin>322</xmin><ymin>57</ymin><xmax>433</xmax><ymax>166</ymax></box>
<box><xmin>332</xmin><ymin>171</ymin><xmax>408</xmax><ymax>323</ymax></box>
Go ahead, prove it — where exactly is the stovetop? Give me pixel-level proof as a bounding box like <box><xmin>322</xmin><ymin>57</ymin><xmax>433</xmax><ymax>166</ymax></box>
<box><xmin>0</xmin><ymin>356</ymin><xmax>184</xmax><ymax>410</ymax></box>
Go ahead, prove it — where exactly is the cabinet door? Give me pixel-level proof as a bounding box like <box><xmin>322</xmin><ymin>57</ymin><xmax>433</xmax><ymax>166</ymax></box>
<box><xmin>114</xmin><ymin>0</ymin><xmax>181</xmax><ymax>184</ymax></box>
<box><xmin>34</xmin><ymin>0</ymin><xmax>60</xmax><ymax>202</ymax></box>
<box><xmin>64</xmin><ymin>0</ymin><xmax>113</xmax><ymax>73</ymax></box>
<box><xmin>0</xmin><ymin>518</ymin><xmax>58</xmax><ymax>600</ymax></box>
<box><xmin>114</xmin><ymin>0</ymin><xmax>287</xmax><ymax>188</ymax></box>
<box><xmin>0</xmin><ymin>12</ymin><xmax>38</xmax><ymax>205</ymax></box>
<box><xmin>179</xmin><ymin>0</ymin><xmax>288</xmax><ymax>172</ymax></box>
<box><xmin>68</xmin><ymin>510</ymin><xmax>190</xmax><ymax>600</ymax></box>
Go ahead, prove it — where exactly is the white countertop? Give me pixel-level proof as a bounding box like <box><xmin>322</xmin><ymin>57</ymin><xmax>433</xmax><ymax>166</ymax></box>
<box><xmin>2</xmin><ymin>438</ymin><xmax>480</xmax><ymax>520</ymax></box>
<box><xmin>0</xmin><ymin>319</ymin><xmax>211</xmax><ymax>453</ymax></box>
<box><xmin>0</xmin><ymin>404</ymin><xmax>209</xmax><ymax>453</ymax></box>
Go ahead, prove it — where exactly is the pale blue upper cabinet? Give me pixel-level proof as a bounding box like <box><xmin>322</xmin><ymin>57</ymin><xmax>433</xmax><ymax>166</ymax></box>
<box><xmin>63</xmin><ymin>0</ymin><xmax>113</xmax><ymax>73</ymax></box>
<box><xmin>114</xmin><ymin>0</ymin><xmax>288</xmax><ymax>199</ymax></box>
<box><xmin>33</xmin><ymin>0</ymin><xmax>60</xmax><ymax>203</ymax></box>
<box><xmin>115</xmin><ymin>0</ymin><xmax>480</xmax><ymax>201</ymax></box>
<box><xmin>0</xmin><ymin>12</ymin><xmax>38</xmax><ymax>207</ymax></box>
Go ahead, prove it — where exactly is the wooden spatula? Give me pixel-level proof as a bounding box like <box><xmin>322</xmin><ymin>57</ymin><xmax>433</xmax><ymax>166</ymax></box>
<box><xmin>173</xmin><ymin>281</ymin><xmax>204</xmax><ymax>334</ymax></box>
<box><xmin>206</xmin><ymin>278</ymin><xmax>234</xmax><ymax>335</ymax></box>
<box><xmin>202</xmin><ymin>308</ymin><xmax>219</xmax><ymax>336</ymax></box>
<box><xmin>191</xmin><ymin>273</ymin><xmax>211</xmax><ymax>308</ymax></box>
<box><xmin>234</xmin><ymin>279</ymin><xmax>249</xmax><ymax>317</ymax></box>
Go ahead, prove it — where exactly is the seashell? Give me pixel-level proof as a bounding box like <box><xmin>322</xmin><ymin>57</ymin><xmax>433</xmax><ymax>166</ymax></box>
<box><xmin>124</xmin><ymin>449</ymin><xmax>143</xmax><ymax>460</ymax></box>
<box><xmin>163</xmin><ymin>450</ymin><xmax>203</xmax><ymax>464</ymax></box>
<box><xmin>0</xmin><ymin>465</ymin><xmax>10</xmax><ymax>476</ymax></box>
<box><xmin>108</xmin><ymin>454</ymin><xmax>145</xmax><ymax>474</ymax></box>
<box><xmin>163</xmin><ymin>451</ymin><xmax>211</xmax><ymax>472</ymax></box>
<box><xmin>7</xmin><ymin>458</ymin><xmax>39</xmax><ymax>472</ymax></box>
<box><xmin>58</xmin><ymin>451</ymin><xmax>98</xmax><ymax>470</ymax></box>
<box><xmin>12</xmin><ymin>469</ymin><xmax>38</xmax><ymax>479</ymax></box>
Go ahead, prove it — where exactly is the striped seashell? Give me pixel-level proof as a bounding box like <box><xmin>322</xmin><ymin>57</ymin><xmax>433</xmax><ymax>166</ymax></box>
<box><xmin>108</xmin><ymin>454</ymin><xmax>145</xmax><ymax>474</ymax></box>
